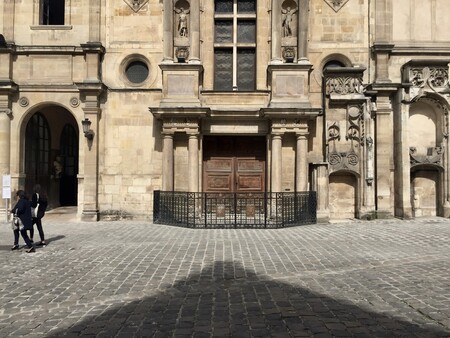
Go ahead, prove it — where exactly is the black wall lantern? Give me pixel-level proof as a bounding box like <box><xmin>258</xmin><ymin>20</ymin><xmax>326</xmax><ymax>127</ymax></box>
<box><xmin>82</xmin><ymin>118</ymin><xmax>94</xmax><ymax>140</ymax></box>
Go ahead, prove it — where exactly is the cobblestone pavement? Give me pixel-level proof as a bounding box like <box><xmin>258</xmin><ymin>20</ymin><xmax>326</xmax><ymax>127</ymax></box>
<box><xmin>1</xmin><ymin>211</ymin><xmax>450</xmax><ymax>337</ymax></box>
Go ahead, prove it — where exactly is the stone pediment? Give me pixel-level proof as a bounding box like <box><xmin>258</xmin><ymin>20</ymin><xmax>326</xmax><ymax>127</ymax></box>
<box><xmin>123</xmin><ymin>0</ymin><xmax>148</xmax><ymax>13</ymax></box>
<box><xmin>324</xmin><ymin>0</ymin><xmax>350</xmax><ymax>13</ymax></box>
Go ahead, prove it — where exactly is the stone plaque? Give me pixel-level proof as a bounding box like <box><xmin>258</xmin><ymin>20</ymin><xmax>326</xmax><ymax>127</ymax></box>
<box><xmin>167</xmin><ymin>75</ymin><xmax>194</xmax><ymax>96</ymax></box>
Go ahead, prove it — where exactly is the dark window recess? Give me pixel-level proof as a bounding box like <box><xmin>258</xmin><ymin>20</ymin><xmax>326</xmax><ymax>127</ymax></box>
<box><xmin>215</xmin><ymin>0</ymin><xmax>233</xmax><ymax>13</ymax></box>
<box><xmin>125</xmin><ymin>61</ymin><xmax>149</xmax><ymax>84</ymax></box>
<box><xmin>40</xmin><ymin>0</ymin><xmax>65</xmax><ymax>25</ymax></box>
<box><xmin>214</xmin><ymin>49</ymin><xmax>233</xmax><ymax>91</ymax></box>
<box><xmin>237</xmin><ymin>49</ymin><xmax>256</xmax><ymax>91</ymax></box>
<box><xmin>238</xmin><ymin>0</ymin><xmax>256</xmax><ymax>13</ymax></box>
<box><xmin>25</xmin><ymin>113</ymin><xmax>50</xmax><ymax>193</ymax></box>
<box><xmin>215</xmin><ymin>20</ymin><xmax>233</xmax><ymax>43</ymax></box>
<box><xmin>237</xmin><ymin>20</ymin><xmax>256</xmax><ymax>43</ymax></box>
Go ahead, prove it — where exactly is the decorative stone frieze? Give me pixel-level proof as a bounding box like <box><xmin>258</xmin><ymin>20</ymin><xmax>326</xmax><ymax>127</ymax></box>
<box><xmin>410</xmin><ymin>147</ymin><xmax>444</xmax><ymax>168</ymax></box>
<box><xmin>402</xmin><ymin>60</ymin><xmax>450</xmax><ymax>100</ymax></box>
<box><xmin>323</xmin><ymin>66</ymin><xmax>366</xmax><ymax>102</ymax></box>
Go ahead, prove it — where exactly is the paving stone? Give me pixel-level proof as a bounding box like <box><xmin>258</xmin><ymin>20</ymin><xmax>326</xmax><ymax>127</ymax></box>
<box><xmin>0</xmin><ymin>216</ymin><xmax>450</xmax><ymax>337</ymax></box>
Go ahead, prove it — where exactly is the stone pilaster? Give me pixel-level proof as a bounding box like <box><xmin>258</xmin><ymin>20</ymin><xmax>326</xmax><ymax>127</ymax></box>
<box><xmin>311</xmin><ymin>163</ymin><xmax>329</xmax><ymax>222</ymax></box>
<box><xmin>271</xmin><ymin>0</ymin><xmax>283</xmax><ymax>63</ymax></box>
<box><xmin>2</xmin><ymin>0</ymin><xmax>15</xmax><ymax>42</ymax></box>
<box><xmin>163</xmin><ymin>0</ymin><xmax>174</xmax><ymax>62</ymax></box>
<box><xmin>373</xmin><ymin>91</ymin><xmax>396</xmax><ymax>217</ymax></box>
<box><xmin>189</xmin><ymin>0</ymin><xmax>200</xmax><ymax>63</ymax></box>
<box><xmin>298</xmin><ymin>0</ymin><xmax>309</xmax><ymax>59</ymax></box>
<box><xmin>88</xmin><ymin>0</ymin><xmax>101</xmax><ymax>42</ymax></box>
<box><xmin>76</xmin><ymin>82</ymin><xmax>106</xmax><ymax>222</ymax></box>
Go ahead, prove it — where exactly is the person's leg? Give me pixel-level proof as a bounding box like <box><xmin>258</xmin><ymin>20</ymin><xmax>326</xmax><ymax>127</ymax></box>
<box><xmin>20</xmin><ymin>228</ymin><xmax>35</xmax><ymax>252</ymax></box>
<box><xmin>12</xmin><ymin>229</ymin><xmax>20</xmax><ymax>250</ymax></box>
<box><xmin>36</xmin><ymin>218</ymin><xmax>46</xmax><ymax>244</ymax></box>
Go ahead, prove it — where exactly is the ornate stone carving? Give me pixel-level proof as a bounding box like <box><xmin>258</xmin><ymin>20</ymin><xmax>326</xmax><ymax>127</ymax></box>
<box><xmin>123</xmin><ymin>0</ymin><xmax>148</xmax><ymax>13</ymax></box>
<box><xmin>176</xmin><ymin>47</ymin><xmax>189</xmax><ymax>62</ymax></box>
<box><xmin>328</xmin><ymin>150</ymin><xmax>359</xmax><ymax>172</ymax></box>
<box><xmin>175</xmin><ymin>6</ymin><xmax>190</xmax><ymax>38</ymax></box>
<box><xmin>281</xmin><ymin>6</ymin><xmax>297</xmax><ymax>37</ymax></box>
<box><xmin>19</xmin><ymin>97</ymin><xmax>29</xmax><ymax>107</ymax></box>
<box><xmin>411</xmin><ymin>67</ymin><xmax>449</xmax><ymax>90</ymax></box>
<box><xmin>410</xmin><ymin>146</ymin><xmax>444</xmax><ymax>168</ymax></box>
<box><xmin>282</xmin><ymin>47</ymin><xmax>296</xmax><ymax>63</ymax></box>
<box><xmin>70</xmin><ymin>97</ymin><xmax>80</xmax><ymax>108</ymax></box>
<box><xmin>324</xmin><ymin>0</ymin><xmax>350</xmax><ymax>12</ymax></box>
<box><xmin>326</xmin><ymin>76</ymin><xmax>363</xmax><ymax>95</ymax></box>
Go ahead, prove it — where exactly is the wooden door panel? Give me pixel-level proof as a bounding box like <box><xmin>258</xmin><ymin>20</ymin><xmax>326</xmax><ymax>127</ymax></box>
<box><xmin>204</xmin><ymin>174</ymin><xmax>233</xmax><ymax>192</ymax></box>
<box><xmin>203</xmin><ymin>137</ymin><xmax>266</xmax><ymax>193</ymax></box>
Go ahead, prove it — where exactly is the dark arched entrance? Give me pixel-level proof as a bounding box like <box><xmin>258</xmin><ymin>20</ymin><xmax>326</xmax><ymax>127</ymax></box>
<box><xmin>25</xmin><ymin>107</ymin><xmax>79</xmax><ymax>208</ymax></box>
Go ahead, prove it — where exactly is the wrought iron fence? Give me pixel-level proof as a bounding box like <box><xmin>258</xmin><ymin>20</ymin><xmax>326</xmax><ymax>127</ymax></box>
<box><xmin>153</xmin><ymin>191</ymin><xmax>317</xmax><ymax>228</ymax></box>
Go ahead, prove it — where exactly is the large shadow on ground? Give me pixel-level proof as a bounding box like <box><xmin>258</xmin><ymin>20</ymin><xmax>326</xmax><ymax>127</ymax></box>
<box><xmin>48</xmin><ymin>261</ymin><xmax>450</xmax><ymax>337</ymax></box>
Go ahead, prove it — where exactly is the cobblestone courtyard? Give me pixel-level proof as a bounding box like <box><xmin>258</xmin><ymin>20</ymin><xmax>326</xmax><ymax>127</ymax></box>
<box><xmin>1</xmin><ymin>212</ymin><xmax>450</xmax><ymax>337</ymax></box>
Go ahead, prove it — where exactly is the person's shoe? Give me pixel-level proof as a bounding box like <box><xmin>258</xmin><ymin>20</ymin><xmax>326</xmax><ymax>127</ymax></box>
<box><xmin>11</xmin><ymin>245</ymin><xmax>19</xmax><ymax>251</ymax></box>
<box><xmin>26</xmin><ymin>247</ymin><xmax>35</xmax><ymax>253</ymax></box>
<box><xmin>40</xmin><ymin>241</ymin><xmax>47</xmax><ymax>247</ymax></box>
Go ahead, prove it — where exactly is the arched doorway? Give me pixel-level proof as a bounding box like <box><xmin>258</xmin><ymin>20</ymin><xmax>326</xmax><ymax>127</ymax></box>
<box><xmin>408</xmin><ymin>98</ymin><xmax>445</xmax><ymax>217</ymax></box>
<box><xmin>24</xmin><ymin>106</ymin><xmax>79</xmax><ymax>209</ymax></box>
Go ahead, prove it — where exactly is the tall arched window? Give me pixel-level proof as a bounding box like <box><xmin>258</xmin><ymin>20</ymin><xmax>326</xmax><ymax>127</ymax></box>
<box><xmin>25</xmin><ymin>113</ymin><xmax>50</xmax><ymax>190</ymax></box>
<box><xmin>214</xmin><ymin>0</ymin><xmax>256</xmax><ymax>91</ymax></box>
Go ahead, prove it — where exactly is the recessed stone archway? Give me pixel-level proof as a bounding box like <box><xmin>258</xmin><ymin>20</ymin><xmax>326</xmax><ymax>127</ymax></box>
<box><xmin>24</xmin><ymin>104</ymin><xmax>79</xmax><ymax>209</ymax></box>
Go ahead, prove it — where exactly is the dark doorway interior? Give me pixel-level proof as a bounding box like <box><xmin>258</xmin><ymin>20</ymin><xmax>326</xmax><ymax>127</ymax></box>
<box><xmin>59</xmin><ymin>124</ymin><xmax>79</xmax><ymax>206</ymax></box>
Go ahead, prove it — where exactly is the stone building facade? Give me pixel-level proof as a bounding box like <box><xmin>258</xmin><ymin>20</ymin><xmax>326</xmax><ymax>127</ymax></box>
<box><xmin>0</xmin><ymin>0</ymin><xmax>450</xmax><ymax>221</ymax></box>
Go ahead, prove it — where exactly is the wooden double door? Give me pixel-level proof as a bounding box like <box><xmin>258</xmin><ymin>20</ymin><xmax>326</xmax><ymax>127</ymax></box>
<box><xmin>203</xmin><ymin>136</ymin><xmax>266</xmax><ymax>193</ymax></box>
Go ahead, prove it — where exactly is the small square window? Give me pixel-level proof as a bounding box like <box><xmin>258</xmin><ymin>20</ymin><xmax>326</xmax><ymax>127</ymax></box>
<box><xmin>40</xmin><ymin>0</ymin><xmax>65</xmax><ymax>25</ymax></box>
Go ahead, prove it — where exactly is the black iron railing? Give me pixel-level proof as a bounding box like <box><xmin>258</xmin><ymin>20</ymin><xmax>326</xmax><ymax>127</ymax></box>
<box><xmin>153</xmin><ymin>191</ymin><xmax>317</xmax><ymax>228</ymax></box>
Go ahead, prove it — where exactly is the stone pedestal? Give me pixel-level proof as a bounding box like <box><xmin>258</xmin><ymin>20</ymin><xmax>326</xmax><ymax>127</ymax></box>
<box><xmin>267</xmin><ymin>60</ymin><xmax>313</xmax><ymax>108</ymax></box>
<box><xmin>160</xmin><ymin>64</ymin><xmax>203</xmax><ymax>107</ymax></box>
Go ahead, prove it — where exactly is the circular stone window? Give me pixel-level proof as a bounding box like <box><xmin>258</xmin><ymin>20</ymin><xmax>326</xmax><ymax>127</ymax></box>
<box><xmin>125</xmin><ymin>60</ymin><xmax>149</xmax><ymax>84</ymax></box>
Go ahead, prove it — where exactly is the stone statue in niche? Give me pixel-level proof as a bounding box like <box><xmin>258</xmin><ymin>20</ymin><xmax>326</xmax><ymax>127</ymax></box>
<box><xmin>175</xmin><ymin>7</ymin><xmax>190</xmax><ymax>37</ymax></box>
<box><xmin>282</xmin><ymin>6</ymin><xmax>297</xmax><ymax>37</ymax></box>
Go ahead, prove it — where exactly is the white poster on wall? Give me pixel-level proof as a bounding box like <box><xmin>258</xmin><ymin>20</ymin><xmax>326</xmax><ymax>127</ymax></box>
<box><xmin>2</xmin><ymin>175</ymin><xmax>11</xmax><ymax>199</ymax></box>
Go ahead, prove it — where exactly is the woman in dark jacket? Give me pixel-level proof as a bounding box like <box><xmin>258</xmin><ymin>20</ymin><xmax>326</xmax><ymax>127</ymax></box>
<box><xmin>30</xmin><ymin>184</ymin><xmax>47</xmax><ymax>246</ymax></box>
<box><xmin>11</xmin><ymin>190</ymin><xmax>35</xmax><ymax>253</ymax></box>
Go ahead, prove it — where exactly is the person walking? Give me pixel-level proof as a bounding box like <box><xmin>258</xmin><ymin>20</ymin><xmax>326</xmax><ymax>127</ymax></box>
<box><xmin>11</xmin><ymin>190</ymin><xmax>35</xmax><ymax>253</ymax></box>
<box><xmin>30</xmin><ymin>184</ymin><xmax>48</xmax><ymax>246</ymax></box>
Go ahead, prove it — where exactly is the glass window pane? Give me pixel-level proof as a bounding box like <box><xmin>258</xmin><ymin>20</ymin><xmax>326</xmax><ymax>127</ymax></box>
<box><xmin>237</xmin><ymin>20</ymin><xmax>255</xmax><ymax>43</ymax></box>
<box><xmin>215</xmin><ymin>20</ymin><xmax>233</xmax><ymax>43</ymax></box>
<box><xmin>215</xmin><ymin>49</ymin><xmax>233</xmax><ymax>90</ymax></box>
<box><xmin>215</xmin><ymin>0</ymin><xmax>233</xmax><ymax>13</ymax></box>
<box><xmin>237</xmin><ymin>49</ymin><xmax>255</xmax><ymax>91</ymax></box>
<box><xmin>238</xmin><ymin>0</ymin><xmax>256</xmax><ymax>13</ymax></box>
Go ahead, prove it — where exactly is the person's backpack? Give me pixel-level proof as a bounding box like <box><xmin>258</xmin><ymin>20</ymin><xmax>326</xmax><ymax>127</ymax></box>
<box><xmin>38</xmin><ymin>196</ymin><xmax>48</xmax><ymax>218</ymax></box>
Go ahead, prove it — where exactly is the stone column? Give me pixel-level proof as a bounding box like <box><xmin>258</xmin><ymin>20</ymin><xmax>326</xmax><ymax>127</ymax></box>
<box><xmin>297</xmin><ymin>0</ymin><xmax>309</xmax><ymax>59</ymax></box>
<box><xmin>162</xmin><ymin>133</ymin><xmax>174</xmax><ymax>191</ymax></box>
<box><xmin>271</xmin><ymin>0</ymin><xmax>282</xmax><ymax>63</ymax></box>
<box><xmin>296</xmin><ymin>133</ymin><xmax>308</xmax><ymax>191</ymax></box>
<box><xmin>189</xmin><ymin>0</ymin><xmax>200</xmax><ymax>63</ymax></box>
<box><xmin>271</xmin><ymin>133</ymin><xmax>283</xmax><ymax>192</ymax></box>
<box><xmin>375</xmin><ymin>94</ymin><xmax>394</xmax><ymax>216</ymax></box>
<box><xmin>188</xmin><ymin>133</ymin><xmax>199</xmax><ymax>192</ymax></box>
<box><xmin>163</xmin><ymin>0</ymin><xmax>174</xmax><ymax>62</ymax></box>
